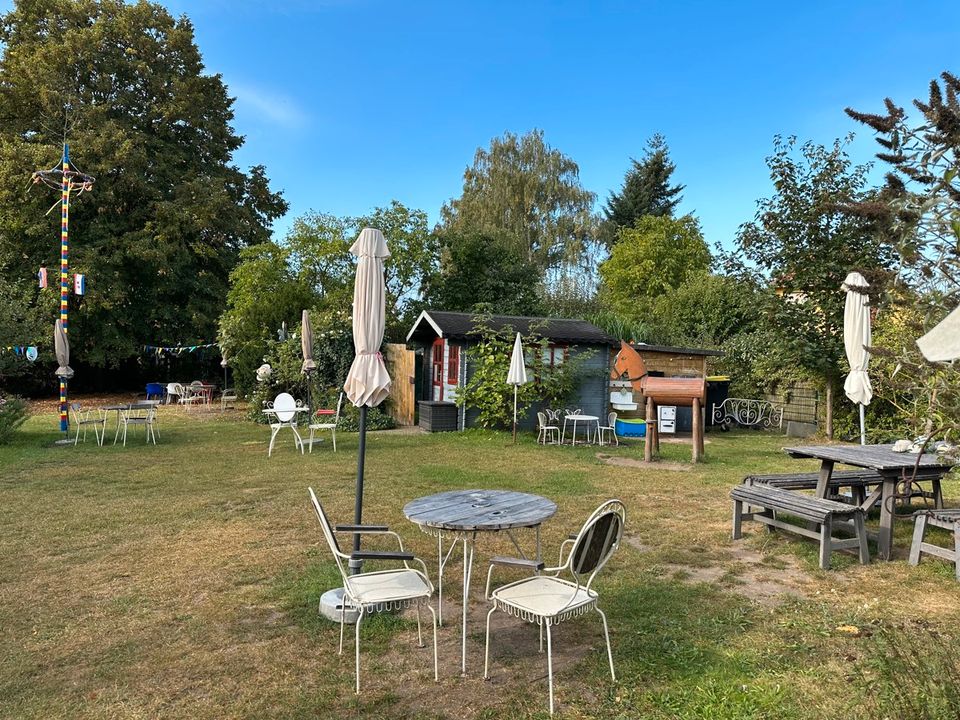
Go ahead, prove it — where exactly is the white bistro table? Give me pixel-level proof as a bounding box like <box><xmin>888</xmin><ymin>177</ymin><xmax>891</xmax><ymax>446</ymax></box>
<box><xmin>403</xmin><ymin>489</ymin><xmax>557</xmax><ymax>675</ymax></box>
<box><xmin>261</xmin><ymin>405</ymin><xmax>310</xmax><ymax>455</ymax></box>
<box><xmin>561</xmin><ymin>413</ymin><xmax>600</xmax><ymax>446</ymax></box>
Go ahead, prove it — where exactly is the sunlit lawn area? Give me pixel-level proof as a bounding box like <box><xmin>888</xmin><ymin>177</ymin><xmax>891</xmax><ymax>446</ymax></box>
<box><xmin>2</xmin><ymin>404</ymin><xmax>959</xmax><ymax>719</ymax></box>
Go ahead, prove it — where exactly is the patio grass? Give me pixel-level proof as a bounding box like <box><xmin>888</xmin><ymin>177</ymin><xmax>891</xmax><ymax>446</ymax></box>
<box><xmin>1</xmin><ymin>405</ymin><xmax>959</xmax><ymax>719</ymax></box>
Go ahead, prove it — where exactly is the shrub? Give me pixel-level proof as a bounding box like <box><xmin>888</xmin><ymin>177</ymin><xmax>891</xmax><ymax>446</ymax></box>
<box><xmin>0</xmin><ymin>394</ymin><xmax>28</xmax><ymax>444</ymax></box>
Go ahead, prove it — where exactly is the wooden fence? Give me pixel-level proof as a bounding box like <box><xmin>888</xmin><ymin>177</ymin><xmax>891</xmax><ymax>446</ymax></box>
<box><xmin>384</xmin><ymin>343</ymin><xmax>416</xmax><ymax>426</ymax></box>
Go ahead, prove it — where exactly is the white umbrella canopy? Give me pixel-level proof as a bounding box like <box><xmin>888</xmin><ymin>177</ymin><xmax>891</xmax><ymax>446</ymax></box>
<box><xmin>343</xmin><ymin>228</ymin><xmax>391</xmax><ymax>408</ymax></box>
<box><xmin>917</xmin><ymin>304</ymin><xmax>960</xmax><ymax>362</ymax></box>
<box><xmin>507</xmin><ymin>333</ymin><xmax>528</xmax><ymax>442</ymax></box>
<box><xmin>842</xmin><ymin>271</ymin><xmax>872</xmax><ymax>444</ymax></box>
<box><xmin>54</xmin><ymin>319</ymin><xmax>73</xmax><ymax>379</ymax></box>
<box><xmin>301</xmin><ymin>309</ymin><xmax>317</xmax><ymax>374</ymax></box>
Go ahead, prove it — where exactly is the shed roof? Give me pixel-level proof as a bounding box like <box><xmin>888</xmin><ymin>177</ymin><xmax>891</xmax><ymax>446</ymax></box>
<box><xmin>406</xmin><ymin>310</ymin><xmax>618</xmax><ymax>346</ymax></box>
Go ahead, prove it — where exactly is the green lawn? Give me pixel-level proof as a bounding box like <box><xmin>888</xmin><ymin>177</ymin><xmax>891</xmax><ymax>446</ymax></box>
<box><xmin>2</xmin><ymin>405</ymin><xmax>959</xmax><ymax>719</ymax></box>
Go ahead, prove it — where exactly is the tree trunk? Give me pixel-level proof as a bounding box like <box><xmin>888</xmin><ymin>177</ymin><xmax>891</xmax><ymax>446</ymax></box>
<box><xmin>825</xmin><ymin>381</ymin><xmax>834</xmax><ymax>440</ymax></box>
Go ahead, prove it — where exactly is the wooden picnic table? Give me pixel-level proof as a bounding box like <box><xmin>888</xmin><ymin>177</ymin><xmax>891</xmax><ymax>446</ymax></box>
<box><xmin>784</xmin><ymin>443</ymin><xmax>954</xmax><ymax>560</ymax></box>
<box><xmin>403</xmin><ymin>489</ymin><xmax>557</xmax><ymax>675</ymax></box>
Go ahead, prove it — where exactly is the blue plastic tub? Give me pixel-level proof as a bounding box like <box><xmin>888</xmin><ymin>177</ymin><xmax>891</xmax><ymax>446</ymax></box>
<box><xmin>615</xmin><ymin>418</ymin><xmax>647</xmax><ymax>437</ymax></box>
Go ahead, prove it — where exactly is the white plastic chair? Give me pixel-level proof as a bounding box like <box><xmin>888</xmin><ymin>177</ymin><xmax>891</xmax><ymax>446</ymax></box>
<box><xmin>537</xmin><ymin>411</ymin><xmax>559</xmax><ymax>445</ymax></box>
<box><xmin>265</xmin><ymin>392</ymin><xmax>304</xmax><ymax>457</ymax></box>
<box><xmin>70</xmin><ymin>403</ymin><xmax>106</xmax><ymax>446</ymax></box>
<box><xmin>597</xmin><ymin>411</ymin><xmax>619</xmax><ymax>446</ymax></box>
<box><xmin>118</xmin><ymin>406</ymin><xmax>158</xmax><ymax>446</ymax></box>
<box><xmin>166</xmin><ymin>382</ymin><xmax>181</xmax><ymax>405</ymax></box>
<box><xmin>309</xmin><ymin>392</ymin><xmax>343</xmax><ymax>453</ymax></box>
<box><xmin>484</xmin><ymin>499</ymin><xmax>626</xmax><ymax>715</ymax></box>
<box><xmin>220</xmin><ymin>388</ymin><xmax>238</xmax><ymax>411</ymax></box>
<box><xmin>308</xmin><ymin>488</ymin><xmax>438</xmax><ymax>694</ymax></box>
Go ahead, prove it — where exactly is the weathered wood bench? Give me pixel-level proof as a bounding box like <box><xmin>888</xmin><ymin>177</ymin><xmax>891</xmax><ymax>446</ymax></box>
<box><xmin>909</xmin><ymin>509</ymin><xmax>960</xmax><ymax>580</ymax></box>
<box><xmin>731</xmin><ymin>484</ymin><xmax>870</xmax><ymax>569</ymax></box>
<box><xmin>743</xmin><ymin>469</ymin><xmax>944</xmax><ymax>508</ymax></box>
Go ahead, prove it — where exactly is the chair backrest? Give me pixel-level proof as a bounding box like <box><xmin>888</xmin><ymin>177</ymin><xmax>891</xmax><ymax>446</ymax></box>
<box><xmin>607</xmin><ymin>411</ymin><xmax>618</xmax><ymax>427</ymax></box>
<box><xmin>308</xmin><ymin>487</ymin><xmax>348</xmax><ymax>583</ymax></box>
<box><xmin>334</xmin><ymin>392</ymin><xmax>344</xmax><ymax>422</ymax></box>
<box><xmin>566</xmin><ymin>499</ymin><xmax>625</xmax><ymax>590</ymax></box>
<box><xmin>168</xmin><ymin>382</ymin><xmax>182</xmax><ymax>396</ymax></box>
<box><xmin>273</xmin><ymin>392</ymin><xmax>297</xmax><ymax>422</ymax></box>
<box><xmin>537</xmin><ymin>411</ymin><xmax>547</xmax><ymax>428</ymax></box>
<box><xmin>191</xmin><ymin>380</ymin><xmax>203</xmax><ymax>388</ymax></box>
<box><xmin>70</xmin><ymin>403</ymin><xmax>82</xmax><ymax>422</ymax></box>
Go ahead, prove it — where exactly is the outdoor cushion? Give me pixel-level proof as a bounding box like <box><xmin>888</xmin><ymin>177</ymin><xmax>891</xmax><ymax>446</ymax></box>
<box><xmin>492</xmin><ymin>575</ymin><xmax>596</xmax><ymax>618</ymax></box>
<box><xmin>344</xmin><ymin>568</ymin><xmax>432</xmax><ymax>606</ymax></box>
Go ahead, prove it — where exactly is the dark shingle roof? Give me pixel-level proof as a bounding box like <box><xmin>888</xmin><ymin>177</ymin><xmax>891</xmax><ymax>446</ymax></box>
<box><xmin>632</xmin><ymin>343</ymin><xmax>724</xmax><ymax>357</ymax></box>
<box><xmin>407</xmin><ymin>310</ymin><xmax>618</xmax><ymax>346</ymax></box>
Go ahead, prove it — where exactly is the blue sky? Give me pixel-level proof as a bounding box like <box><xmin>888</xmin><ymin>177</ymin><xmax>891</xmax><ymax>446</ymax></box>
<box><xmin>7</xmin><ymin>1</ymin><xmax>960</xmax><ymax>251</ymax></box>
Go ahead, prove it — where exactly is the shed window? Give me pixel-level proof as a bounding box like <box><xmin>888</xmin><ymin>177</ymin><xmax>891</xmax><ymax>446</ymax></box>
<box><xmin>447</xmin><ymin>345</ymin><xmax>460</xmax><ymax>384</ymax></box>
<box><xmin>542</xmin><ymin>344</ymin><xmax>568</xmax><ymax>367</ymax></box>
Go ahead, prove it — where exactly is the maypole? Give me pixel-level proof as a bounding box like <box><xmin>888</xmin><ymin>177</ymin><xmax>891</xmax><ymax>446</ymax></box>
<box><xmin>31</xmin><ymin>142</ymin><xmax>95</xmax><ymax>434</ymax></box>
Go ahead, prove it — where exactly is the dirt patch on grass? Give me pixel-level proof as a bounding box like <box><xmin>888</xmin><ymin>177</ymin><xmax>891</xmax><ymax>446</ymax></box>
<box><xmin>596</xmin><ymin>453</ymin><xmax>693</xmax><ymax>472</ymax></box>
<box><xmin>661</xmin><ymin>546</ymin><xmax>813</xmax><ymax>608</ymax></box>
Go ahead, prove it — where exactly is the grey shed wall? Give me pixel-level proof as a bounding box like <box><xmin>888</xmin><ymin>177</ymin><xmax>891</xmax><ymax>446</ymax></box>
<box><xmin>463</xmin><ymin>344</ymin><xmax>610</xmax><ymax>431</ymax></box>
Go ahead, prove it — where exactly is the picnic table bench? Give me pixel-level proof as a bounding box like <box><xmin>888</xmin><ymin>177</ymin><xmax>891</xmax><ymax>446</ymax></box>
<box><xmin>742</xmin><ymin>469</ymin><xmax>945</xmax><ymax>507</ymax></box>
<box><xmin>731</xmin><ymin>484</ymin><xmax>870</xmax><ymax>569</ymax></box>
<box><xmin>909</xmin><ymin>508</ymin><xmax>960</xmax><ymax>580</ymax></box>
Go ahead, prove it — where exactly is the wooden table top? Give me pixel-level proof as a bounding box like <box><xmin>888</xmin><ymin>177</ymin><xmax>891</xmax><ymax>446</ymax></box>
<box><xmin>403</xmin><ymin>489</ymin><xmax>558</xmax><ymax>532</ymax></box>
<box><xmin>784</xmin><ymin>443</ymin><xmax>952</xmax><ymax>472</ymax></box>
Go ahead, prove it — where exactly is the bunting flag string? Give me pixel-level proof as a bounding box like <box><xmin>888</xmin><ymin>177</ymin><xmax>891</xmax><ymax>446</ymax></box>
<box><xmin>143</xmin><ymin>342</ymin><xmax>218</xmax><ymax>358</ymax></box>
<box><xmin>1</xmin><ymin>345</ymin><xmax>39</xmax><ymax>361</ymax></box>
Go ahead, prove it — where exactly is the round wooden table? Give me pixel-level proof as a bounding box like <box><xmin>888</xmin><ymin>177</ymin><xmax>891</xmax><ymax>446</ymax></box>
<box><xmin>403</xmin><ymin>489</ymin><xmax>557</xmax><ymax>674</ymax></box>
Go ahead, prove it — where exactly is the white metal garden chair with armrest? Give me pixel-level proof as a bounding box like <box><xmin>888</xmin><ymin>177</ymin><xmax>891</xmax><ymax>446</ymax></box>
<box><xmin>70</xmin><ymin>403</ymin><xmax>106</xmax><ymax>446</ymax></box>
<box><xmin>483</xmin><ymin>499</ymin><xmax>626</xmax><ymax>716</ymax></box>
<box><xmin>219</xmin><ymin>388</ymin><xmax>238</xmax><ymax>411</ymax></box>
<box><xmin>308</xmin><ymin>392</ymin><xmax>343</xmax><ymax>453</ymax></box>
<box><xmin>118</xmin><ymin>406</ymin><xmax>158</xmax><ymax>446</ymax></box>
<box><xmin>308</xmin><ymin>488</ymin><xmax>438</xmax><ymax>694</ymax></box>
<box><xmin>596</xmin><ymin>411</ymin><xmax>619</xmax><ymax>446</ymax></box>
<box><xmin>537</xmin><ymin>411</ymin><xmax>559</xmax><ymax>445</ymax></box>
<box><xmin>263</xmin><ymin>392</ymin><xmax>306</xmax><ymax>457</ymax></box>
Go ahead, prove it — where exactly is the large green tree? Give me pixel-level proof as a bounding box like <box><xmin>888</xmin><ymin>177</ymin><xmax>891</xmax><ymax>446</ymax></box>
<box><xmin>603</xmin><ymin>134</ymin><xmax>684</xmax><ymax>243</ymax></box>
<box><xmin>598</xmin><ymin>214</ymin><xmax>711</xmax><ymax>315</ymax></box>
<box><xmin>439</xmin><ymin>129</ymin><xmax>597</xmax><ymax>272</ymax></box>
<box><xmin>0</xmin><ymin>0</ymin><xmax>287</xmax><ymax>369</ymax></box>
<box><xmin>725</xmin><ymin>135</ymin><xmax>894</xmax><ymax>436</ymax></box>
<box><xmin>427</xmin><ymin>231</ymin><xmax>542</xmax><ymax>316</ymax></box>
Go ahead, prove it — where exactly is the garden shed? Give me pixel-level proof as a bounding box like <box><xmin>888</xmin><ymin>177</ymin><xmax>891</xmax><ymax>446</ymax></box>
<box><xmin>405</xmin><ymin>310</ymin><xmax>617</xmax><ymax>431</ymax></box>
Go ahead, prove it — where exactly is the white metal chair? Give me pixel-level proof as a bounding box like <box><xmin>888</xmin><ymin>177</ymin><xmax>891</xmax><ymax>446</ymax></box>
<box><xmin>265</xmin><ymin>392</ymin><xmax>304</xmax><ymax>457</ymax></box>
<box><xmin>220</xmin><ymin>388</ymin><xmax>238</xmax><ymax>411</ymax></box>
<box><xmin>597</xmin><ymin>411</ymin><xmax>619</xmax><ymax>446</ymax></box>
<box><xmin>309</xmin><ymin>392</ymin><xmax>343</xmax><ymax>453</ymax></box>
<box><xmin>70</xmin><ymin>403</ymin><xmax>106</xmax><ymax>446</ymax></box>
<box><xmin>484</xmin><ymin>499</ymin><xmax>626</xmax><ymax>715</ymax></box>
<box><xmin>118</xmin><ymin>406</ymin><xmax>158</xmax><ymax>446</ymax></box>
<box><xmin>308</xmin><ymin>488</ymin><xmax>438</xmax><ymax>694</ymax></box>
<box><xmin>537</xmin><ymin>411</ymin><xmax>559</xmax><ymax>445</ymax></box>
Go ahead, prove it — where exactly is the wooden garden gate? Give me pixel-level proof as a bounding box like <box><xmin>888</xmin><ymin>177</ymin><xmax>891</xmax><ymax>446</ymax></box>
<box><xmin>384</xmin><ymin>343</ymin><xmax>416</xmax><ymax>426</ymax></box>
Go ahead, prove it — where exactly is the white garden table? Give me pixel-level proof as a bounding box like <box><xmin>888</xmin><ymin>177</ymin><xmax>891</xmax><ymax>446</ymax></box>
<box><xmin>561</xmin><ymin>413</ymin><xmax>600</xmax><ymax>446</ymax></box>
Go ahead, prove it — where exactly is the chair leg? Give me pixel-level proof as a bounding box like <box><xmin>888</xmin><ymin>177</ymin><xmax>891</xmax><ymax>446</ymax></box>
<box><xmin>545</xmin><ymin>619</ymin><xmax>554</xmax><ymax>716</ymax></box>
<box><xmin>732</xmin><ymin>500</ymin><xmax>743</xmax><ymax>540</ymax></box>
<box><xmin>416</xmin><ymin>604</ymin><xmax>424</xmax><ymax>648</ymax></box>
<box><xmin>539</xmin><ymin>622</ymin><xmax>544</xmax><ymax>653</ymax></box>
<box><xmin>122</xmin><ymin>423</ymin><xmax>128</xmax><ymax>447</ymax></box>
<box><xmin>338</xmin><ymin>599</ymin><xmax>346</xmax><ymax>655</ymax></box>
<box><xmin>426</xmin><ymin>603</ymin><xmax>438</xmax><ymax>682</ymax></box>
<box><xmin>908</xmin><ymin>514</ymin><xmax>928</xmax><ymax>566</ymax></box>
<box><xmin>597</xmin><ymin>606</ymin><xmax>616</xmax><ymax>681</ymax></box>
<box><xmin>74</xmin><ymin>423</ymin><xmax>81</xmax><ymax>446</ymax></box>
<box><xmin>308</xmin><ymin>427</ymin><xmax>315</xmax><ymax>454</ymax></box>
<box><xmin>332</xmin><ymin>428</ymin><xmax>336</xmax><ymax>453</ymax></box>
<box><xmin>483</xmin><ymin>606</ymin><xmax>496</xmax><ymax>679</ymax></box>
<box><xmin>268</xmin><ymin>426</ymin><xmax>280</xmax><ymax>457</ymax></box>
<box><xmin>292</xmin><ymin>426</ymin><xmax>304</xmax><ymax>455</ymax></box>
<box><xmin>355</xmin><ymin>606</ymin><xmax>365</xmax><ymax>694</ymax></box>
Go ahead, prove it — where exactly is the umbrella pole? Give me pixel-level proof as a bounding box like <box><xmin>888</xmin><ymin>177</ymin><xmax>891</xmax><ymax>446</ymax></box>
<box><xmin>859</xmin><ymin>403</ymin><xmax>865</xmax><ymax>446</ymax></box>
<box><xmin>350</xmin><ymin>405</ymin><xmax>368</xmax><ymax>575</ymax></box>
<box><xmin>513</xmin><ymin>385</ymin><xmax>518</xmax><ymax>444</ymax></box>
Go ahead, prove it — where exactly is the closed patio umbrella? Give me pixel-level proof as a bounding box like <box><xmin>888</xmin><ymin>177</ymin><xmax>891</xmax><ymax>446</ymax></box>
<box><xmin>506</xmin><ymin>333</ymin><xmax>528</xmax><ymax>443</ymax></box>
<box><xmin>54</xmin><ymin>319</ymin><xmax>73</xmax><ymax>434</ymax></box>
<box><xmin>842</xmin><ymin>272</ymin><xmax>872</xmax><ymax>445</ymax></box>
<box><xmin>301</xmin><ymin>309</ymin><xmax>317</xmax><ymax>411</ymax></box>
<box><xmin>343</xmin><ymin>227</ymin><xmax>391</xmax><ymax>569</ymax></box>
